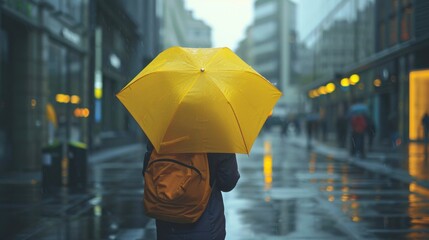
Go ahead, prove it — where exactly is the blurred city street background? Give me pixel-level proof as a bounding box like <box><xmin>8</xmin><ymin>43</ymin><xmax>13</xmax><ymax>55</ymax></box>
<box><xmin>2</xmin><ymin>0</ymin><xmax>429</xmax><ymax>239</ymax></box>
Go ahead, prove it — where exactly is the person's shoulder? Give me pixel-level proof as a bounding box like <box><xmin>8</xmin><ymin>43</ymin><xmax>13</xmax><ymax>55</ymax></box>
<box><xmin>208</xmin><ymin>152</ymin><xmax>235</xmax><ymax>157</ymax></box>
<box><xmin>208</xmin><ymin>153</ymin><xmax>236</xmax><ymax>160</ymax></box>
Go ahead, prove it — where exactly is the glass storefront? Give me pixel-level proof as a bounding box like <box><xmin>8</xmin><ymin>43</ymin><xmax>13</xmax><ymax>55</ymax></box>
<box><xmin>48</xmin><ymin>42</ymin><xmax>84</xmax><ymax>144</ymax></box>
<box><xmin>44</xmin><ymin>0</ymin><xmax>83</xmax><ymax>24</ymax></box>
<box><xmin>300</xmin><ymin>0</ymin><xmax>376</xmax><ymax>83</ymax></box>
<box><xmin>0</xmin><ymin>28</ymin><xmax>10</xmax><ymax>169</ymax></box>
<box><xmin>377</xmin><ymin>0</ymin><xmax>414</xmax><ymax>51</ymax></box>
<box><xmin>300</xmin><ymin>0</ymin><xmax>421</xmax><ymax>144</ymax></box>
<box><xmin>93</xmin><ymin>16</ymin><xmax>132</xmax><ymax>143</ymax></box>
<box><xmin>102</xmin><ymin>76</ymin><xmax>120</xmax><ymax>132</ymax></box>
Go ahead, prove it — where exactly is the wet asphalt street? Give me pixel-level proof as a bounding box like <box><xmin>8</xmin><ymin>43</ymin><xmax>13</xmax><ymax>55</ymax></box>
<box><xmin>224</xmin><ymin>130</ymin><xmax>429</xmax><ymax>240</ymax></box>
<box><xmin>2</xmin><ymin>130</ymin><xmax>429</xmax><ymax>239</ymax></box>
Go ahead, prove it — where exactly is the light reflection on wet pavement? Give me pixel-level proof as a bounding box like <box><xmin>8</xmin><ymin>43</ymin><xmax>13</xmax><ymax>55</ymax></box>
<box><xmin>3</xmin><ymin>132</ymin><xmax>429</xmax><ymax>239</ymax></box>
<box><xmin>225</xmin><ymin>132</ymin><xmax>429</xmax><ymax>240</ymax></box>
<box><xmin>225</xmin><ymin>133</ymin><xmax>352</xmax><ymax>240</ymax></box>
<box><xmin>0</xmin><ymin>149</ymin><xmax>149</xmax><ymax>240</ymax></box>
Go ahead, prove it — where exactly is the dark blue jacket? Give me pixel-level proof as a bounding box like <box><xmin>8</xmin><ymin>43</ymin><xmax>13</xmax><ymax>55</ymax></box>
<box><xmin>143</xmin><ymin>144</ymin><xmax>240</xmax><ymax>240</ymax></box>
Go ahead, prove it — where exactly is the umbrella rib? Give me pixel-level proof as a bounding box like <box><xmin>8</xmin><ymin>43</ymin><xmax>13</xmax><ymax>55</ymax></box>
<box><xmin>117</xmin><ymin>70</ymin><xmax>196</xmax><ymax>94</ymax></box>
<box><xmin>211</xmin><ymin>70</ymin><xmax>280</xmax><ymax>95</ymax></box>
<box><xmin>158</xmin><ymin>74</ymin><xmax>200</xmax><ymax>148</ymax></box>
<box><xmin>205</xmin><ymin>75</ymin><xmax>250</xmax><ymax>154</ymax></box>
<box><xmin>205</xmin><ymin>70</ymin><xmax>280</xmax><ymax>154</ymax></box>
<box><xmin>205</xmin><ymin>48</ymin><xmax>225</xmax><ymax>68</ymax></box>
<box><xmin>228</xmin><ymin>102</ymin><xmax>250</xmax><ymax>154</ymax></box>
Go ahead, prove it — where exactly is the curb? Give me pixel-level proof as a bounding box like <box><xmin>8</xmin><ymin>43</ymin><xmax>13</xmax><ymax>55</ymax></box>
<box><xmin>290</xmin><ymin>137</ymin><xmax>429</xmax><ymax>196</ymax></box>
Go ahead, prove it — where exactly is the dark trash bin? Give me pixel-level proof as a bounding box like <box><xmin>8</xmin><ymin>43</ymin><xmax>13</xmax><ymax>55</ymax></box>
<box><xmin>67</xmin><ymin>141</ymin><xmax>88</xmax><ymax>193</ymax></box>
<box><xmin>41</xmin><ymin>142</ymin><xmax>63</xmax><ymax>194</ymax></box>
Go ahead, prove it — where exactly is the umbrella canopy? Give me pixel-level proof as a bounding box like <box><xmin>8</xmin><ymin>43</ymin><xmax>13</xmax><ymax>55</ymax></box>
<box><xmin>348</xmin><ymin>103</ymin><xmax>369</xmax><ymax>116</ymax></box>
<box><xmin>116</xmin><ymin>47</ymin><xmax>282</xmax><ymax>154</ymax></box>
<box><xmin>305</xmin><ymin>113</ymin><xmax>320</xmax><ymax>121</ymax></box>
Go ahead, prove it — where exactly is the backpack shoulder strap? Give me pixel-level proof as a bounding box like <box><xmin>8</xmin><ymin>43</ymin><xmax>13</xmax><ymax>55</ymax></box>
<box><xmin>142</xmin><ymin>143</ymin><xmax>154</xmax><ymax>176</ymax></box>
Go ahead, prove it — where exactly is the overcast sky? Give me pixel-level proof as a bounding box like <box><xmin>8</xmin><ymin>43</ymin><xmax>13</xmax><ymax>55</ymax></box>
<box><xmin>184</xmin><ymin>0</ymin><xmax>329</xmax><ymax>49</ymax></box>
<box><xmin>184</xmin><ymin>0</ymin><xmax>254</xmax><ymax>50</ymax></box>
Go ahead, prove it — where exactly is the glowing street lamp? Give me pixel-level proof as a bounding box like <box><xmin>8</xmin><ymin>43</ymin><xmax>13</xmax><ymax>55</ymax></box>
<box><xmin>318</xmin><ymin>86</ymin><xmax>327</xmax><ymax>95</ymax></box>
<box><xmin>312</xmin><ymin>89</ymin><xmax>320</xmax><ymax>97</ymax></box>
<box><xmin>341</xmin><ymin>78</ymin><xmax>350</xmax><ymax>87</ymax></box>
<box><xmin>373</xmin><ymin>79</ymin><xmax>382</xmax><ymax>87</ymax></box>
<box><xmin>350</xmin><ymin>74</ymin><xmax>360</xmax><ymax>85</ymax></box>
<box><xmin>326</xmin><ymin>83</ymin><xmax>336</xmax><ymax>93</ymax></box>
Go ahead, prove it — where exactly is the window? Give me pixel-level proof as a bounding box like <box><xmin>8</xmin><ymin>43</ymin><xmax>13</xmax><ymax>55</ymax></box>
<box><xmin>63</xmin><ymin>0</ymin><xmax>82</xmax><ymax>23</ymax></box>
<box><xmin>0</xmin><ymin>30</ymin><xmax>8</xmax><ymax>64</ymax></box>
<box><xmin>48</xmin><ymin>43</ymin><xmax>84</xmax><ymax>142</ymax></box>
<box><xmin>253</xmin><ymin>21</ymin><xmax>277</xmax><ymax>43</ymax></box>
<box><xmin>379</xmin><ymin>22</ymin><xmax>386</xmax><ymax>50</ymax></box>
<box><xmin>389</xmin><ymin>16</ymin><xmax>397</xmax><ymax>45</ymax></box>
<box><xmin>391</xmin><ymin>0</ymin><xmax>398</xmax><ymax>9</ymax></box>
<box><xmin>400</xmin><ymin>0</ymin><xmax>412</xmax><ymax>41</ymax></box>
<box><xmin>388</xmin><ymin>0</ymin><xmax>398</xmax><ymax>45</ymax></box>
<box><xmin>253</xmin><ymin>41</ymin><xmax>277</xmax><ymax>56</ymax></box>
<box><xmin>255</xmin><ymin>1</ymin><xmax>277</xmax><ymax>20</ymax></box>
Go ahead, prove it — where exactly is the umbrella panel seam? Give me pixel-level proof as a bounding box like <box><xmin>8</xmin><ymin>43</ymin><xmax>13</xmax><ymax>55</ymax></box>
<box><xmin>158</xmin><ymin>74</ymin><xmax>201</xmax><ymax>151</ymax></box>
<box><xmin>204</xmin><ymin>74</ymin><xmax>250</xmax><ymax>154</ymax></box>
<box><xmin>118</xmin><ymin>70</ymin><xmax>198</xmax><ymax>95</ymax></box>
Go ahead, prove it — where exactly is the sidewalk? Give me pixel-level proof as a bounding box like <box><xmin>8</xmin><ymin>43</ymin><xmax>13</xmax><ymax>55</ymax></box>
<box><xmin>0</xmin><ymin>143</ymin><xmax>144</xmax><ymax>185</ymax></box>
<box><xmin>287</xmin><ymin>134</ymin><xmax>429</xmax><ymax>195</ymax></box>
<box><xmin>0</xmin><ymin>143</ymin><xmax>146</xmax><ymax>240</ymax></box>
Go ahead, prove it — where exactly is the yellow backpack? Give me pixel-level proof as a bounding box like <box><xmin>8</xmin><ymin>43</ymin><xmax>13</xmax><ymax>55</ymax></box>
<box><xmin>143</xmin><ymin>150</ymin><xmax>212</xmax><ymax>223</ymax></box>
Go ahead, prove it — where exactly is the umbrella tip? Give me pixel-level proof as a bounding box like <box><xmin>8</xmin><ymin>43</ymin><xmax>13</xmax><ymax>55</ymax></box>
<box><xmin>200</xmin><ymin>68</ymin><xmax>205</xmax><ymax>72</ymax></box>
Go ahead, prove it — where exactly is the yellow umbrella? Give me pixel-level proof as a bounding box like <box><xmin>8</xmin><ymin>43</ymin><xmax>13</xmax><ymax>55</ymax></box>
<box><xmin>116</xmin><ymin>47</ymin><xmax>282</xmax><ymax>154</ymax></box>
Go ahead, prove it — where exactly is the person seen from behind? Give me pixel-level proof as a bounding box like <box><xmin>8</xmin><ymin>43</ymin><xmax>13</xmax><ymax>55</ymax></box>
<box><xmin>143</xmin><ymin>141</ymin><xmax>240</xmax><ymax>240</ymax></box>
<box><xmin>350</xmin><ymin>114</ymin><xmax>367</xmax><ymax>158</ymax></box>
<box><xmin>336</xmin><ymin>113</ymin><xmax>348</xmax><ymax>148</ymax></box>
<box><xmin>388</xmin><ymin>112</ymin><xmax>399</xmax><ymax>148</ymax></box>
<box><xmin>306</xmin><ymin>119</ymin><xmax>314</xmax><ymax>149</ymax></box>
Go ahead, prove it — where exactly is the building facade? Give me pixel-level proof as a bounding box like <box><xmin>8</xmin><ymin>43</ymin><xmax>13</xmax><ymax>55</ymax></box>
<box><xmin>0</xmin><ymin>0</ymin><xmax>160</xmax><ymax>172</ymax></box>
<box><xmin>90</xmin><ymin>0</ymin><xmax>141</xmax><ymax>150</ymax></box>
<box><xmin>1</xmin><ymin>0</ymin><xmax>90</xmax><ymax>171</ymax></box>
<box><xmin>185</xmin><ymin>11</ymin><xmax>212</xmax><ymax>48</ymax></box>
<box><xmin>90</xmin><ymin>0</ymin><xmax>160</xmax><ymax>150</ymax></box>
<box><xmin>159</xmin><ymin>0</ymin><xmax>211</xmax><ymax>49</ymax></box>
<box><xmin>251</xmin><ymin>0</ymin><xmax>298</xmax><ymax>116</ymax></box>
<box><xmin>301</xmin><ymin>0</ymin><xmax>429</xmax><ymax>145</ymax></box>
<box><xmin>236</xmin><ymin>26</ymin><xmax>255</xmax><ymax>65</ymax></box>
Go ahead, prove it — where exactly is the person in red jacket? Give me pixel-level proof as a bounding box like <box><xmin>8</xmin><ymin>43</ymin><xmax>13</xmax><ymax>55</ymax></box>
<box><xmin>350</xmin><ymin>114</ymin><xmax>367</xmax><ymax>158</ymax></box>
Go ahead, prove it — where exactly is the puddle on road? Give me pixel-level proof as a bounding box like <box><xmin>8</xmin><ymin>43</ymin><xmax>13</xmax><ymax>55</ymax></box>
<box><xmin>269</xmin><ymin>187</ymin><xmax>318</xmax><ymax>200</ymax></box>
<box><xmin>309</xmin><ymin>150</ymin><xmax>429</xmax><ymax>239</ymax></box>
<box><xmin>226</xmin><ymin>139</ymin><xmax>351</xmax><ymax>239</ymax></box>
<box><xmin>0</xmin><ymin>158</ymin><xmax>149</xmax><ymax>240</ymax></box>
<box><xmin>408</xmin><ymin>143</ymin><xmax>429</xmax><ymax>181</ymax></box>
<box><xmin>230</xmin><ymin>135</ymin><xmax>429</xmax><ymax>239</ymax></box>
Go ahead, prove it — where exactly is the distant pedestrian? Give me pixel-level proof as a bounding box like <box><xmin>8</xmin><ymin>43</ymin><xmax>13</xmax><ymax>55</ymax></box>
<box><xmin>350</xmin><ymin>114</ymin><xmax>367</xmax><ymax>158</ymax></box>
<box><xmin>366</xmin><ymin>116</ymin><xmax>376</xmax><ymax>151</ymax></box>
<box><xmin>291</xmin><ymin>118</ymin><xmax>300</xmax><ymax>135</ymax></box>
<box><xmin>306</xmin><ymin>120</ymin><xmax>314</xmax><ymax>149</ymax></box>
<box><xmin>336</xmin><ymin>114</ymin><xmax>348</xmax><ymax>148</ymax></box>
<box><xmin>281</xmin><ymin>117</ymin><xmax>289</xmax><ymax>136</ymax></box>
<box><xmin>422</xmin><ymin>113</ymin><xmax>429</xmax><ymax>143</ymax></box>
<box><xmin>321</xmin><ymin>119</ymin><xmax>327</xmax><ymax>142</ymax></box>
<box><xmin>388</xmin><ymin>112</ymin><xmax>399</xmax><ymax>148</ymax></box>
